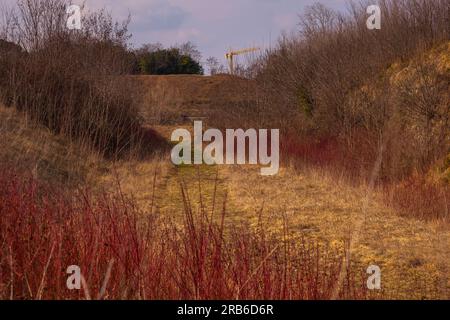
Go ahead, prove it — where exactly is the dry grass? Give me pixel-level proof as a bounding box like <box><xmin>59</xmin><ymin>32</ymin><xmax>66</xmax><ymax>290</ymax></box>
<box><xmin>95</xmin><ymin>152</ymin><xmax>450</xmax><ymax>299</ymax></box>
<box><xmin>2</xmin><ymin>60</ymin><xmax>448</xmax><ymax>300</ymax></box>
<box><xmin>129</xmin><ymin>74</ymin><xmax>259</xmax><ymax>128</ymax></box>
<box><xmin>0</xmin><ymin>166</ymin><xmax>368</xmax><ymax>300</ymax></box>
<box><xmin>0</xmin><ymin>104</ymin><xmax>105</xmax><ymax>187</ymax></box>
<box><xmin>0</xmin><ymin>0</ymin><xmax>448</xmax><ymax>301</ymax></box>
<box><xmin>221</xmin><ymin>165</ymin><xmax>450</xmax><ymax>299</ymax></box>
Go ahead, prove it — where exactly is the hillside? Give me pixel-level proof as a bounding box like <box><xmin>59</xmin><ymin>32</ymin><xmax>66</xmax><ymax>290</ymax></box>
<box><xmin>129</xmin><ymin>74</ymin><xmax>258</xmax><ymax>131</ymax></box>
<box><xmin>1</xmin><ymin>43</ymin><xmax>449</xmax><ymax>300</ymax></box>
<box><xmin>0</xmin><ymin>105</ymin><xmax>106</xmax><ymax>187</ymax></box>
<box><xmin>98</xmin><ymin>45</ymin><xmax>450</xmax><ymax>298</ymax></box>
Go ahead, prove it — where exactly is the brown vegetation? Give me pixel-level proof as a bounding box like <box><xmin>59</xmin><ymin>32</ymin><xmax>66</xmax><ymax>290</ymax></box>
<box><xmin>0</xmin><ymin>0</ymin><xmax>148</xmax><ymax>158</ymax></box>
<box><xmin>253</xmin><ymin>0</ymin><xmax>449</xmax><ymax>221</ymax></box>
<box><xmin>0</xmin><ymin>0</ymin><xmax>449</xmax><ymax>300</ymax></box>
<box><xmin>0</xmin><ymin>167</ymin><xmax>367</xmax><ymax>300</ymax></box>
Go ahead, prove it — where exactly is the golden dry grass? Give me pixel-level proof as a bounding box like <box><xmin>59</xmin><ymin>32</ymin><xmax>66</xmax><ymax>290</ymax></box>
<box><xmin>2</xmin><ymin>67</ymin><xmax>448</xmax><ymax>299</ymax></box>
<box><xmin>92</xmin><ymin>63</ymin><xmax>450</xmax><ymax>299</ymax></box>
<box><xmin>128</xmin><ymin>74</ymin><xmax>258</xmax><ymax>127</ymax></box>
<box><xmin>0</xmin><ymin>104</ymin><xmax>106</xmax><ymax>187</ymax></box>
<box><xmin>222</xmin><ymin>165</ymin><xmax>450</xmax><ymax>299</ymax></box>
<box><xmin>96</xmin><ymin>155</ymin><xmax>450</xmax><ymax>299</ymax></box>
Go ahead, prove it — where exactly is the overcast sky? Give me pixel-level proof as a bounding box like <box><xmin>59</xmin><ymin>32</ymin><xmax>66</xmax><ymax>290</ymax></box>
<box><xmin>3</xmin><ymin>0</ymin><xmax>348</xmax><ymax>65</ymax></box>
<box><xmin>88</xmin><ymin>0</ymin><xmax>349</xmax><ymax>64</ymax></box>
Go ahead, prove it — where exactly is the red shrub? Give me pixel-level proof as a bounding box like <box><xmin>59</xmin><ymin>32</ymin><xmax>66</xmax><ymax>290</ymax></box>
<box><xmin>281</xmin><ymin>132</ymin><xmax>342</xmax><ymax>168</ymax></box>
<box><xmin>281</xmin><ymin>130</ymin><xmax>379</xmax><ymax>181</ymax></box>
<box><xmin>387</xmin><ymin>176</ymin><xmax>450</xmax><ymax>222</ymax></box>
<box><xmin>0</xmin><ymin>168</ymin><xmax>367</xmax><ymax>300</ymax></box>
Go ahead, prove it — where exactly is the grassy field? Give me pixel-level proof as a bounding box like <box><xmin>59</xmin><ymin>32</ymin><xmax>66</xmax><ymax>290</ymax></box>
<box><xmin>1</xmin><ymin>0</ymin><xmax>448</xmax><ymax>301</ymax></box>
<box><xmin>92</xmin><ymin>73</ymin><xmax>449</xmax><ymax>299</ymax></box>
<box><xmin>94</xmin><ymin>145</ymin><xmax>450</xmax><ymax>299</ymax></box>
<box><xmin>1</xmin><ymin>54</ymin><xmax>449</xmax><ymax>299</ymax></box>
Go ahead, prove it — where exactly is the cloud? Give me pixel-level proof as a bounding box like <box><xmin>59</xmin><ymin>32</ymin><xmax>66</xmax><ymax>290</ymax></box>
<box><xmin>86</xmin><ymin>0</ymin><xmax>189</xmax><ymax>31</ymax></box>
<box><xmin>135</xmin><ymin>0</ymin><xmax>189</xmax><ymax>31</ymax></box>
<box><xmin>1</xmin><ymin>0</ymin><xmax>349</xmax><ymax>63</ymax></box>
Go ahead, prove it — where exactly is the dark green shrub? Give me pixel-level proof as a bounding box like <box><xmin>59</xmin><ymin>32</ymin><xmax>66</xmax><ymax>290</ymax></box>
<box><xmin>137</xmin><ymin>48</ymin><xmax>203</xmax><ymax>75</ymax></box>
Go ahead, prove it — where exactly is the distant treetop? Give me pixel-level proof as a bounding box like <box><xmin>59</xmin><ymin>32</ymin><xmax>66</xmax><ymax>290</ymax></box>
<box><xmin>133</xmin><ymin>42</ymin><xmax>204</xmax><ymax>75</ymax></box>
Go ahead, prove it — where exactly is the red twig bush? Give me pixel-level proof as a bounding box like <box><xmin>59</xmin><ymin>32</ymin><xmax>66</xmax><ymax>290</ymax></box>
<box><xmin>0</xmin><ymin>168</ymin><xmax>366</xmax><ymax>300</ymax></box>
<box><xmin>386</xmin><ymin>176</ymin><xmax>450</xmax><ymax>222</ymax></box>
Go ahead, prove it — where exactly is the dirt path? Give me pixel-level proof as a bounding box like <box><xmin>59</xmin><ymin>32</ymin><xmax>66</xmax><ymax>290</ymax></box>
<box><xmin>103</xmin><ymin>74</ymin><xmax>450</xmax><ymax>299</ymax></box>
<box><xmin>98</xmin><ymin>139</ymin><xmax>450</xmax><ymax>299</ymax></box>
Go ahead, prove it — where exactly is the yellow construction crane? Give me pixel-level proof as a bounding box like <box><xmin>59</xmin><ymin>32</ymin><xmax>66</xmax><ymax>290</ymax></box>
<box><xmin>225</xmin><ymin>47</ymin><xmax>260</xmax><ymax>75</ymax></box>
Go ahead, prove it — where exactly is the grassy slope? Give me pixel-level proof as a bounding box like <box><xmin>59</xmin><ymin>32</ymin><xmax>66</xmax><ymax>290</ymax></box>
<box><xmin>119</xmin><ymin>46</ymin><xmax>450</xmax><ymax>298</ymax></box>
<box><xmin>104</xmin><ymin>158</ymin><xmax>450</xmax><ymax>298</ymax></box>
<box><xmin>0</xmin><ymin>105</ymin><xmax>106</xmax><ymax>187</ymax></box>
<box><xmin>389</xmin><ymin>42</ymin><xmax>450</xmax><ymax>183</ymax></box>
<box><xmin>223</xmin><ymin>166</ymin><xmax>450</xmax><ymax>299</ymax></box>
<box><xmin>2</xmin><ymin>44</ymin><xmax>449</xmax><ymax>298</ymax></box>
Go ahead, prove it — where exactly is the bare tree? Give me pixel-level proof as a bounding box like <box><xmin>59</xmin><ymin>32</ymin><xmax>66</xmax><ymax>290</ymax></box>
<box><xmin>206</xmin><ymin>56</ymin><xmax>225</xmax><ymax>75</ymax></box>
<box><xmin>298</xmin><ymin>3</ymin><xmax>338</xmax><ymax>38</ymax></box>
<box><xmin>0</xmin><ymin>0</ymin><xmax>145</xmax><ymax>158</ymax></box>
<box><xmin>176</xmin><ymin>41</ymin><xmax>201</xmax><ymax>62</ymax></box>
<box><xmin>136</xmin><ymin>42</ymin><xmax>163</xmax><ymax>55</ymax></box>
<box><xmin>0</xmin><ymin>3</ymin><xmax>18</xmax><ymax>41</ymax></box>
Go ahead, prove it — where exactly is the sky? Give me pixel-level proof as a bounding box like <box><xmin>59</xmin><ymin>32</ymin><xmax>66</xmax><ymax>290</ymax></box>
<box><xmin>85</xmin><ymin>0</ymin><xmax>349</xmax><ymax>65</ymax></box>
<box><xmin>3</xmin><ymin>0</ymin><xmax>348</xmax><ymax>65</ymax></box>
